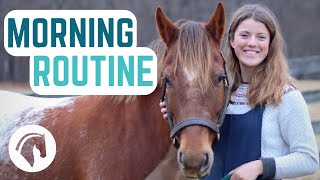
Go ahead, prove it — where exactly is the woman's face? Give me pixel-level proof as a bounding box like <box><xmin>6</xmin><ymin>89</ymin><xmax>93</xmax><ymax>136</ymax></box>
<box><xmin>230</xmin><ymin>18</ymin><xmax>270</xmax><ymax>69</ymax></box>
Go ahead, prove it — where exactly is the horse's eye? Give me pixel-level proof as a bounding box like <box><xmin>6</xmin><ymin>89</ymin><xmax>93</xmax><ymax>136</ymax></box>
<box><xmin>164</xmin><ymin>76</ymin><xmax>172</xmax><ymax>87</ymax></box>
<box><xmin>215</xmin><ymin>75</ymin><xmax>225</xmax><ymax>86</ymax></box>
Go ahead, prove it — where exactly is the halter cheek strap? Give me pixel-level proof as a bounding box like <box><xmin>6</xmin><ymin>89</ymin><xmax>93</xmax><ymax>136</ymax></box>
<box><xmin>161</xmin><ymin>77</ymin><xmax>173</xmax><ymax>130</ymax></box>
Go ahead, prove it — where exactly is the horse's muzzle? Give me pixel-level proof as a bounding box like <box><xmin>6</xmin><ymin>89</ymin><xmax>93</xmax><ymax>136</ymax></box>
<box><xmin>177</xmin><ymin>149</ymin><xmax>213</xmax><ymax>178</ymax></box>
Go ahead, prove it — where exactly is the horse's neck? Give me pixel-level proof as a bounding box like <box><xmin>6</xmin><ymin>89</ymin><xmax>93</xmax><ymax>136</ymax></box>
<box><xmin>83</xmin><ymin>87</ymin><xmax>172</xmax><ymax>172</ymax></box>
<box><xmin>90</xmin><ymin>88</ymin><xmax>171</xmax><ymax>177</ymax></box>
<box><xmin>124</xmin><ymin>87</ymin><xmax>172</xmax><ymax>146</ymax></box>
<box><xmin>146</xmin><ymin>145</ymin><xmax>180</xmax><ymax>180</ymax></box>
<box><xmin>93</xmin><ymin>86</ymin><xmax>167</xmax><ymax>125</ymax></box>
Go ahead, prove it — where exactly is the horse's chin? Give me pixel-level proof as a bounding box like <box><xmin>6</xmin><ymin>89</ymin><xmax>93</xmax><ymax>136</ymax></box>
<box><xmin>179</xmin><ymin>164</ymin><xmax>212</xmax><ymax>179</ymax></box>
<box><xmin>181</xmin><ymin>170</ymin><xmax>210</xmax><ymax>179</ymax></box>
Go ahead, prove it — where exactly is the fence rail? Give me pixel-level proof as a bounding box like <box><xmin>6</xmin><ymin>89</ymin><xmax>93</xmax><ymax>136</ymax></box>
<box><xmin>288</xmin><ymin>55</ymin><xmax>320</xmax><ymax>79</ymax></box>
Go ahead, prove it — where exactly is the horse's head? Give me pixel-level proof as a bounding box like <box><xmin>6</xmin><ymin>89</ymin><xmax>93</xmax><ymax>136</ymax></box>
<box><xmin>156</xmin><ymin>3</ymin><xmax>227</xmax><ymax>178</ymax></box>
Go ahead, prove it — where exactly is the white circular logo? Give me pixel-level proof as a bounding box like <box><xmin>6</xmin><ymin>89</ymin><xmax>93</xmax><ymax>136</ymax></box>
<box><xmin>8</xmin><ymin>125</ymin><xmax>56</xmax><ymax>172</ymax></box>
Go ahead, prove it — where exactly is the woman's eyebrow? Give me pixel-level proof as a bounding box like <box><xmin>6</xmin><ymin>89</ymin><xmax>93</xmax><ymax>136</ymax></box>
<box><xmin>238</xmin><ymin>30</ymin><xmax>249</xmax><ymax>34</ymax></box>
<box><xmin>257</xmin><ymin>32</ymin><xmax>268</xmax><ymax>35</ymax></box>
<box><xmin>239</xmin><ymin>30</ymin><xmax>269</xmax><ymax>36</ymax></box>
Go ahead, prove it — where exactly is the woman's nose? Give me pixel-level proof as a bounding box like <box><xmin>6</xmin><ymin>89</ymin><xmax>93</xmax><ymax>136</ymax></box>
<box><xmin>248</xmin><ymin>36</ymin><xmax>257</xmax><ymax>47</ymax></box>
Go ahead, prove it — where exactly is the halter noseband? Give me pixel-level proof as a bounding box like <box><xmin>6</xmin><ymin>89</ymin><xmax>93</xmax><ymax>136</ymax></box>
<box><xmin>160</xmin><ymin>52</ymin><xmax>229</xmax><ymax>148</ymax></box>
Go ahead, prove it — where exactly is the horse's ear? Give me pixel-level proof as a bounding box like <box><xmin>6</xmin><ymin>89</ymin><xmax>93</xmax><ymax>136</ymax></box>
<box><xmin>205</xmin><ymin>2</ymin><xmax>226</xmax><ymax>45</ymax></box>
<box><xmin>156</xmin><ymin>7</ymin><xmax>178</xmax><ymax>47</ymax></box>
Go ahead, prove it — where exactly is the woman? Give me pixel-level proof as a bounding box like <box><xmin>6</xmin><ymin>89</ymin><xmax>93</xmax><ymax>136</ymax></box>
<box><xmin>160</xmin><ymin>4</ymin><xmax>319</xmax><ymax>180</ymax></box>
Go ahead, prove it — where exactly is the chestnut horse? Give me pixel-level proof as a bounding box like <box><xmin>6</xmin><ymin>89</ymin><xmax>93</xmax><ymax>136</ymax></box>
<box><xmin>0</xmin><ymin>3</ymin><xmax>226</xmax><ymax>180</ymax></box>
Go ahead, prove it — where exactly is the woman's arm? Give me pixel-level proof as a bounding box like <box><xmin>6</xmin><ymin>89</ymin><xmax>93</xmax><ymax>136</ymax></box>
<box><xmin>275</xmin><ymin>90</ymin><xmax>319</xmax><ymax>178</ymax></box>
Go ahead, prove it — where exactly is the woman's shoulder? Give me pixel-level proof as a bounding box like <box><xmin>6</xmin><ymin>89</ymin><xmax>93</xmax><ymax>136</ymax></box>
<box><xmin>278</xmin><ymin>83</ymin><xmax>307</xmax><ymax>111</ymax></box>
<box><xmin>281</xmin><ymin>83</ymin><xmax>298</xmax><ymax>96</ymax></box>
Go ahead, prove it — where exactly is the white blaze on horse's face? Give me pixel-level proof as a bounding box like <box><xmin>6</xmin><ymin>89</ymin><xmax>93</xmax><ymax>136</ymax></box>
<box><xmin>183</xmin><ymin>68</ymin><xmax>198</xmax><ymax>83</ymax></box>
<box><xmin>156</xmin><ymin>2</ymin><xmax>226</xmax><ymax>179</ymax></box>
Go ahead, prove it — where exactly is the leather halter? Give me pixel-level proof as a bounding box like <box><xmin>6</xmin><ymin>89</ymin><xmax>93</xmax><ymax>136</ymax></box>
<box><xmin>160</xmin><ymin>52</ymin><xmax>229</xmax><ymax>148</ymax></box>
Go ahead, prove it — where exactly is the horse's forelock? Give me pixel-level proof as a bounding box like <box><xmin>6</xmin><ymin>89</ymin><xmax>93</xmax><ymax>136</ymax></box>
<box><xmin>173</xmin><ymin>21</ymin><xmax>216</xmax><ymax>94</ymax></box>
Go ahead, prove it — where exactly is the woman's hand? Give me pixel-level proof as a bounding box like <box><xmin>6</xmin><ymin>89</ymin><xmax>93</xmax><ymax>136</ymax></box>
<box><xmin>159</xmin><ymin>101</ymin><xmax>168</xmax><ymax>119</ymax></box>
<box><xmin>230</xmin><ymin>160</ymin><xmax>263</xmax><ymax>180</ymax></box>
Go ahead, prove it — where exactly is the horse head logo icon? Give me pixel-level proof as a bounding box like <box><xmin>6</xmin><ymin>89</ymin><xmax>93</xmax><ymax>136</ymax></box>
<box><xmin>15</xmin><ymin>133</ymin><xmax>47</xmax><ymax>167</ymax></box>
<box><xmin>9</xmin><ymin>125</ymin><xmax>56</xmax><ymax>172</ymax></box>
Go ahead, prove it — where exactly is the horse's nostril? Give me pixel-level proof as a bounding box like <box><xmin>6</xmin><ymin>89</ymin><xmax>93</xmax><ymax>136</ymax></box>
<box><xmin>203</xmin><ymin>152</ymin><xmax>209</xmax><ymax>167</ymax></box>
<box><xmin>179</xmin><ymin>151</ymin><xmax>184</xmax><ymax>164</ymax></box>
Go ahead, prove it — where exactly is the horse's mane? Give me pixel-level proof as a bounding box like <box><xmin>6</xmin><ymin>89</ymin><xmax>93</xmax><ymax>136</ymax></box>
<box><xmin>111</xmin><ymin>20</ymin><xmax>216</xmax><ymax>104</ymax></box>
<box><xmin>110</xmin><ymin>38</ymin><xmax>166</xmax><ymax>104</ymax></box>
